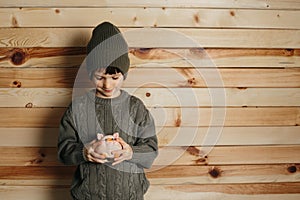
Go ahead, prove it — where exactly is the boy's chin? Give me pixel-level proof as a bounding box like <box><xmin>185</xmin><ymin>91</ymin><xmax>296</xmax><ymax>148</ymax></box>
<box><xmin>96</xmin><ymin>91</ymin><xmax>113</xmax><ymax>98</ymax></box>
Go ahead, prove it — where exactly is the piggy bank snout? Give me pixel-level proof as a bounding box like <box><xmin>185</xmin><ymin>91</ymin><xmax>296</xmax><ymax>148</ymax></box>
<box><xmin>94</xmin><ymin>136</ymin><xmax>122</xmax><ymax>158</ymax></box>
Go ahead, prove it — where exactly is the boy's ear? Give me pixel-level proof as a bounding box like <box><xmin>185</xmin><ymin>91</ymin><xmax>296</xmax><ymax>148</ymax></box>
<box><xmin>97</xmin><ymin>133</ymin><xmax>104</xmax><ymax>140</ymax></box>
<box><xmin>113</xmin><ymin>132</ymin><xmax>119</xmax><ymax>138</ymax></box>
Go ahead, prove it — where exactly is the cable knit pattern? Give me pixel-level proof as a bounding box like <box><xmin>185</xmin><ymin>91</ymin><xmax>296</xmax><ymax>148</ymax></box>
<box><xmin>58</xmin><ymin>89</ymin><xmax>158</xmax><ymax>200</ymax></box>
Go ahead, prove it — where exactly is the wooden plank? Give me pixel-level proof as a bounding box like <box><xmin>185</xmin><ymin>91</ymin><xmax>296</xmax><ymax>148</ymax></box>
<box><xmin>1</xmin><ymin>68</ymin><xmax>300</xmax><ymax>88</ymax></box>
<box><xmin>116</xmin><ymin>68</ymin><xmax>300</xmax><ymax>88</ymax></box>
<box><xmin>1</xmin><ymin>164</ymin><xmax>299</xmax><ymax>185</ymax></box>
<box><xmin>1</xmin><ymin>126</ymin><xmax>300</xmax><ymax>147</ymax></box>
<box><xmin>0</xmin><ymin>68</ymin><xmax>78</xmax><ymax>88</ymax></box>
<box><xmin>145</xmin><ymin>184</ymin><xmax>300</xmax><ymax>199</ymax></box>
<box><xmin>149</xmin><ymin>183</ymin><xmax>300</xmax><ymax>194</ymax></box>
<box><xmin>1</xmin><ymin>0</ymin><xmax>300</xmax><ymax>9</ymax></box>
<box><xmin>0</xmin><ymin>88</ymin><xmax>72</xmax><ymax>107</ymax></box>
<box><xmin>1</xmin><ymin>48</ymin><xmax>299</xmax><ymax>68</ymax></box>
<box><xmin>0</xmin><ymin>145</ymin><xmax>299</xmax><ymax>166</ymax></box>
<box><xmin>1</xmin><ymin>8</ymin><xmax>299</xmax><ymax>29</ymax></box>
<box><xmin>0</xmin><ymin>108</ymin><xmax>65</xmax><ymax>128</ymax></box>
<box><xmin>1</xmin><ymin>28</ymin><xmax>300</xmax><ymax>48</ymax></box>
<box><xmin>148</xmin><ymin>164</ymin><xmax>300</xmax><ymax>184</ymax></box>
<box><xmin>155</xmin><ymin>145</ymin><xmax>300</xmax><ymax>166</ymax></box>
<box><xmin>1</xmin><ymin>88</ymin><xmax>300</xmax><ymax>108</ymax></box>
<box><xmin>0</xmin><ymin>186</ymin><xmax>71</xmax><ymax>200</ymax></box>
<box><xmin>0</xmin><ymin>128</ymin><xmax>59</xmax><ymax>147</ymax></box>
<box><xmin>0</xmin><ymin>47</ymin><xmax>85</xmax><ymax>68</ymax></box>
<box><xmin>0</xmin><ymin>107</ymin><xmax>299</xmax><ymax>128</ymax></box>
<box><xmin>130</xmin><ymin>48</ymin><xmax>300</xmax><ymax>68</ymax></box>
<box><xmin>0</xmin><ymin>185</ymin><xmax>299</xmax><ymax>200</ymax></box>
<box><xmin>0</xmin><ymin>166</ymin><xmax>74</xmax><ymax>182</ymax></box>
<box><xmin>156</xmin><ymin>126</ymin><xmax>300</xmax><ymax>146</ymax></box>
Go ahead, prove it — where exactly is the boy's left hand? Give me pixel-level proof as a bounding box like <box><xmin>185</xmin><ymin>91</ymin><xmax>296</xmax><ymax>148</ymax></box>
<box><xmin>112</xmin><ymin>137</ymin><xmax>133</xmax><ymax>166</ymax></box>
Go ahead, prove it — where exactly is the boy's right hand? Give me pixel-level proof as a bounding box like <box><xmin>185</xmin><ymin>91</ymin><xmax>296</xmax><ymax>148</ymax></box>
<box><xmin>84</xmin><ymin>139</ymin><xmax>108</xmax><ymax>164</ymax></box>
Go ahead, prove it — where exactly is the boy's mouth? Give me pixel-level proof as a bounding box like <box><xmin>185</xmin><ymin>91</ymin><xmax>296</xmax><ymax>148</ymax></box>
<box><xmin>103</xmin><ymin>89</ymin><xmax>113</xmax><ymax>93</ymax></box>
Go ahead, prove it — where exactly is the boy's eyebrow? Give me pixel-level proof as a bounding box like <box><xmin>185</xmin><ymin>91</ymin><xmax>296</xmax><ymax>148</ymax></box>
<box><xmin>94</xmin><ymin>74</ymin><xmax>120</xmax><ymax>77</ymax></box>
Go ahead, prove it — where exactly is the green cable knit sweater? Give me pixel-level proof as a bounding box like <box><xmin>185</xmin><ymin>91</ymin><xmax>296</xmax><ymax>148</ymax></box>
<box><xmin>58</xmin><ymin>90</ymin><xmax>158</xmax><ymax>200</ymax></box>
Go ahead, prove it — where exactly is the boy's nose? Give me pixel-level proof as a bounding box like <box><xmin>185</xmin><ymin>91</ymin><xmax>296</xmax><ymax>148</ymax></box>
<box><xmin>103</xmin><ymin>80</ymin><xmax>111</xmax><ymax>88</ymax></box>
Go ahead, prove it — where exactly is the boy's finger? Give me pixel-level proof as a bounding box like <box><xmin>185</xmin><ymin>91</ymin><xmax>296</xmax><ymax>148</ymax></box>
<box><xmin>112</xmin><ymin>158</ymin><xmax>124</xmax><ymax>166</ymax></box>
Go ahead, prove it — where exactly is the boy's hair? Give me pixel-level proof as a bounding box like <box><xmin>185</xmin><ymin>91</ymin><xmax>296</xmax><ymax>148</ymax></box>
<box><xmin>89</xmin><ymin>66</ymin><xmax>124</xmax><ymax>80</ymax></box>
<box><xmin>104</xmin><ymin>66</ymin><xmax>122</xmax><ymax>75</ymax></box>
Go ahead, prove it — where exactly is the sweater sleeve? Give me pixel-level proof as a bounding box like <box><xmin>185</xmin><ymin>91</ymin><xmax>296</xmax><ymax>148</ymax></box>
<box><xmin>129</xmin><ymin>104</ymin><xmax>158</xmax><ymax>169</ymax></box>
<box><xmin>57</xmin><ymin>106</ymin><xmax>87</xmax><ymax>166</ymax></box>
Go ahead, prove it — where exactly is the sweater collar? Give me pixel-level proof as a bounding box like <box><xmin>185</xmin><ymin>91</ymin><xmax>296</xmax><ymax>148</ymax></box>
<box><xmin>86</xmin><ymin>89</ymin><xmax>129</xmax><ymax>105</ymax></box>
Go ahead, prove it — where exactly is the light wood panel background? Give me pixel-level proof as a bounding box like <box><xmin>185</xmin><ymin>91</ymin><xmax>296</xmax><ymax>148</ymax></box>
<box><xmin>0</xmin><ymin>1</ymin><xmax>299</xmax><ymax>199</ymax></box>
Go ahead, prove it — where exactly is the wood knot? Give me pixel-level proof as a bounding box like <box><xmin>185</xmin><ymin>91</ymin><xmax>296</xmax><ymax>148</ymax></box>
<box><xmin>11</xmin><ymin>16</ymin><xmax>19</xmax><ymax>27</ymax></box>
<box><xmin>188</xmin><ymin>78</ymin><xmax>196</xmax><ymax>85</ymax></box>
<box><xmin>25</xmin><ymin>102</ymin><xmax>33</xmax><ymax>108</ymax></box>
<box><xmin>40</xmin><ymin>152</ymin><xmax>46</xmax><ymax>157</ymax></box>
<box><xmin>287</xmin><ymin>165</ymin><xmax>297</xmax><ymax>173</ymax></box>
<box><xmin>195</xmin><ymin>157</ymin><xmax>208</xmax><ymax>165</ymax></box>
<box><xmin>29</xmin><ymin>158</ymin><xmax>43</xmax><ymax>164</ymax></box>
<box><xmin>186</xmin><ymin>146</ymin><xmax>201</xmax><ymax>156</ymax></box>
<box><xmin>12</xmin><ymin>80</ymin><xmax>22</xmax><ymax>88</ymax></box>
<box><xmin>145</xmin><ymin>92</ymin><xmax>151</xmax><ymax>97</ymax></box>
<box><xmin>175</xmin><ymin>117</ymin><xmax>181</xmax><ymax>127</ymax></box>
<box><xmin>209</xmin><ymin>167</ymin><xmax>222</xmax><ymax>178</ymax></box>
<box><xmin>194</xmin><ymin>14</ymin><xmax>200</xmax><ymax>23</ymax></box>
<box><xmin>284</xmin><ymin>49</ymin><xmax>294</xmax><ymax>56</ymax></box>
<box><xmin>55</xmin><ymin>9</ymin><xmax>60</xmax><ymax>14</ymax></box>
<box><xmin>230</xmin><ymin>11</ymin><xmax>235</xmax><ymax>16</ymax></box>
<box><xmin>11</xmin><ymin>49</ymin><xmax>26</xmax><ymax>65</ymax></box>
<box><xmin>28</xmin><ymin>151</ymin><xmax>46</xmax><ymax>165</ymax></box>
<box><xmin>138</xmin><ymin>48</ymin><xmax>152</xmax><ymax>54</ymax></box>
<box><xmin>237</xmin><ymin>87</ymin><xmax>247</xmax><ymax>90</ymax></box>
<box><xmin>208</xmin><ymin>167</ymin><xmax>222</xmax><ymax>178</ymax></box>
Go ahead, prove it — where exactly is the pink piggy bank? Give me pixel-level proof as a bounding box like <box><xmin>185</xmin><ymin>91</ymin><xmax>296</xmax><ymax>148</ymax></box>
<box><xmin>94</xmin><ymin>132</ymin><xmax>123</xmax><ymax>160</ymax></box>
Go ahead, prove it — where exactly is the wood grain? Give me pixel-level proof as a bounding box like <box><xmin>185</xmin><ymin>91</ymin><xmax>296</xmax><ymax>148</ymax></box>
<box><xmin>146</xmin><ymin>183</ymin><xmax>300</xmax><ymax>197</ymax></box>
<box><xmin>1</xmin><ymin>48</ymin><xmax>299</xmax><ymax>68</ymax></box>
<box><xmin>0</xmin><ymin>185</ymin><xmax>300</xmax><ymax>200</ymax></box>
<box><xmin>0</xmin><ymin>2</ymin><xmax>299</xmax><ymax>199</ymax></box>
<box><xmin>0</xmin><ymin>164</ymin><xmax>299</xmax><ymax>185</ymax></box>
<box><xmin>1</xmin><ymin>68</ymin><xmax>300</xmax><ymax>88</ymax></box>
<box><xmin>0</xmin><ymin>145</ymin><xmax>299</xmax><ymax>166</ymax></box>
<box><xmin>1</xmin><ymin>8</ymin><xmax>299</xmax><ymax>29</ymax></box>
<box><xmin>1</xmin><ymin>126</ymin><xmax>300</xmax><ymax>147</ymax></box>
<box><xmin>1</xmin><ymin>88</ymin><xmax>299</xmax><ymax>107</ymax></box>
<box><xmin>0</xmin><ymin>107</ymin><xmax>299</xmax><ymax>127</ymax></box>
<box><xmin>1</xmin><ymin>28</ymin><xmax>300</xmax><ymax>48</ymax></box>
<box><xmin>1</xmin><ymin>0</ymin><xmax>300</xmax><ymax>9</ymax></box>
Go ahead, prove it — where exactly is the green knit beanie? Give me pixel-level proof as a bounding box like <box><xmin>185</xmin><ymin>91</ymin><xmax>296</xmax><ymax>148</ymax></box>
<box><xmin>86</xmin><ymin>22</ymin><xmax>130</xmax><ymax>78</ymax></box>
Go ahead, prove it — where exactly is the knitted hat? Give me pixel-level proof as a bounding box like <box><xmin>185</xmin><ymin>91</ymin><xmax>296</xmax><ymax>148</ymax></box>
<box><xmin>86</xmin><ymin>22</ymin><xmax>130</xmax><ymax>77</ymax></box>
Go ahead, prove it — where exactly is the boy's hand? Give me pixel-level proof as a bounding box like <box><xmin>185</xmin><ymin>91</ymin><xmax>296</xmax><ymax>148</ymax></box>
<box><xmin>84</xmin><ymin>139</ymin><xmax>108</xmax><ymax>164</ymax></box>
<box><xmin>112</xmin><ymin>137</ymin><xmax>133</xmax><ymax>166</ymax></box>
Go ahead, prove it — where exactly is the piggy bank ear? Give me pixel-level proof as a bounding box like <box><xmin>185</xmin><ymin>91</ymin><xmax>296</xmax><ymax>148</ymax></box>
<box><xmin>113</xmin><ymin>132</ymin><xmax>119</xmax><ymax>139</ymax></box>
<box><xmin>97</xmin><ymin>133</ymin><xmax>104</xmax><ymax>140</ymax></box>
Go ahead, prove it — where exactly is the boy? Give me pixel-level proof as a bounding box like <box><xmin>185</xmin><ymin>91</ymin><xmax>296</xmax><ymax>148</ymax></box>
<box><xmin>58</xmin><ymin>22</ymin><xmax>158</xmax><ymax>200</ymax></box>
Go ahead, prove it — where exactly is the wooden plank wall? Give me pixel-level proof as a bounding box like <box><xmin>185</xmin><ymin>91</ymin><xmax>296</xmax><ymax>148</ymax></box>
<box><xmin>0</xmin><ymin>1</ymin><xmax>300</xmax><ymax>199</ymax></box>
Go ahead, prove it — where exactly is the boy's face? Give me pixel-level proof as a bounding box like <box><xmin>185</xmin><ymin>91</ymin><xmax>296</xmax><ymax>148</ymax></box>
<box><xmin>92</xmin><ymin>68</ymin><xmax>124</xmax><ymax>98</ymax></box>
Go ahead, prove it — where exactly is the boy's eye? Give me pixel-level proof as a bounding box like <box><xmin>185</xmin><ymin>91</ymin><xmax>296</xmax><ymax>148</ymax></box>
<box><xmin>95</xmin><ymin>77</ymin><xmax>103</xmax><ymax>80</ymax></box>
<box><xmin>112</xmin><ymin>76</ymin><xmax>119</xmax><ymax>80</ymax></box>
